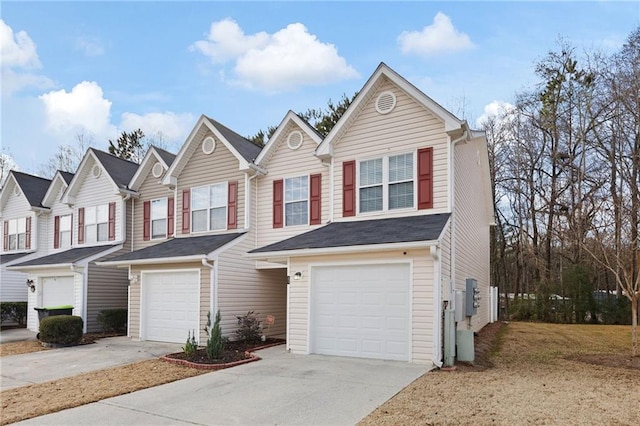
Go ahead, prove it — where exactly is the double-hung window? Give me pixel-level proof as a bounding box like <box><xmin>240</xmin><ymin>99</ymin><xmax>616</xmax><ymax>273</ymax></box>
<box><xmin>359</xmin><ymin>153</ymin><xmax>414</xmax><ymax>213</ymax></box>
<box><xmin>85</xmin><ymin>204</ymin><xmax>109</xmax><ymax>243</ymax></box>
<box><xmin>59</xmin><ymin>214</ymin><xmax>72</xmax><ymax>249</ymax></box>
<box><xmin>7</xmin><ymin>218</ymin><xmax>27</xmax><ymax>250</ymax></box>
<box><xmin>284</xmin><ymin>176</ymin><xmax>308</xmax><ymax>226</ymax></box>
<box><xmin>151</xmin><ymin>198</ymin><xmax>167</xmax><ymax>239</ymax></box>
<box><xmin>191</xmin><ymin>183</ymin><xmax>227</xmax><ymax>232</ymax></box>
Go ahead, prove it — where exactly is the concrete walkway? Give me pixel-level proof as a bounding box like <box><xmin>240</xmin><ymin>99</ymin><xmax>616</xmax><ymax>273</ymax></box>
<box><xmin>1</xmin><ymin>336</ymin><xmax>182</xmax><ymax>390</ymax></box>
<box><xmin>0</xmin><ymin>327</ymin><xmax>36</xmax><ymax>343</ymax></box>
<box><xmin>15</xmin><ymin>346</ymin><xmax>429</xmax><ymax>425</ymax></box>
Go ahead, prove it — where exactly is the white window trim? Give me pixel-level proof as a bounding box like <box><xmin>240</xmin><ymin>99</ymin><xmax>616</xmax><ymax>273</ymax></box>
<box><xmin>7</xmin><ymin>217</ymin><xmax>27</xmax><ymax>251</ymax></box>
<box><xmin>190</xmin><ymin>182</ymin><xmax>228</xmax><ymax>233</ymax></box>
<box><xmin>150</xmin><ymin>197</ymin><xmax>168</xmax><ymax>240</ymax></box>
<box><xmin>356</xmin><ymin>151</ymin><xmax>417</xmax><ymax>216</ymax></box>
<box><xmin>59</xmin><ymin>214</ymin><xmax>72</xmax><ymax>249</ymax></box>
<box><xmin>284</xmin><ymin>174</ymin><xmax>310</xmax><ymax>228</ymax></box>
<box><xmin>85</xmin><ymin>204</ymin><xmax>109</xmax><ymax>243</ymax></box>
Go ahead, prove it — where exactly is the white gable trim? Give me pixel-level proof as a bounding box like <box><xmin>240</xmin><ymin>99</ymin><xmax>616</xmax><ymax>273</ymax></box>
<box><xmin>129</xmin><ymin>147</ymin><xmax>172</xmax><ymax>191</ymax></box>
<box><xmin>316</xmin><ymin>62</ymin><xmax>464</xmax><ymax>158</ymax></box>
<box><xmin>163</xmin><ymin>115</ymin><xmax>253</xmax><ymax>186</ymax></box>
<box><xmin>254</xmin><ymin>111</ymin><xmax>323</xmax><ymax>166</ymax></box>
<box><xmin>42</xmin><ymin>172</ymin><xmax>69</xmax><ymax>208</ymax></box>
<box><xmin>62</xmin><ymin>149</ymin><xmax>120</xmax><ymax>205</ymax></box>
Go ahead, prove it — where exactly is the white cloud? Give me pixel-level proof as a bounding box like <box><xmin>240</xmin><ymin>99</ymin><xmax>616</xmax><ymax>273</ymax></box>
<box><xmin>192</xmin><ymin>19</ymin><xmax>358</xmax><ymax>92</ymax></box>
<box><xmin>39</xmin><ymin>81</ymin><xmax>117</xmax><ymax>141</ymax></box>
<box><xmin>0</xmin><ymin>19</ymin><xmax>41</xmax><ymax>69</ymax></box>
<box><xmin>75</xmin><ymin>37</ymin><xmax>105</xmax><ymax>57</ymax></box>
<box><xmin>398</xmin><ymin>12</ymin><xmax>474</xmax><ymax>57</ymax></box>
<box><xmin>476</xmin><ymin>100</ymin><xmax>515</xmax><ymax>128</ymax></box>
<box><xmin>0</xmin><ymin>20</ymin><xmax>52</xmax><ymax>95</ymax></box>
<box><xmin>120</xmin><ymin>111</ymin><xmax>194</xmax><ymax>143</ymax></box>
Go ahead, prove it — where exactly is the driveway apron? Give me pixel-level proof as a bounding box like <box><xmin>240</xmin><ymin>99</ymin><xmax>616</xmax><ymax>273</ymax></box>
<box><xmin>14</xmin><ymin>346</ymin><xmax>429</xmax><ymax>425</ymax></box>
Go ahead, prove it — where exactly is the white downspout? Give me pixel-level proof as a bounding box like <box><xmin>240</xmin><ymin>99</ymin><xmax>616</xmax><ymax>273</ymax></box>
<box><xmin>449</xmin><ymin>128</ymin><xmax>468</xmax><ymax>305</ymax></box>
<box><xmin>71</xmin><ymin>264</ymin><xmax>87</xmax><ymax>332</ymax></box>
<box><xmin>430</xmin><ymin>245</ymin><xmax>443</xmax><ymax>367</ymax></box>
<box><xmin>202</xmin><ymin>257</ymin><xmax>215</xmax><ymax>342</ymax></box>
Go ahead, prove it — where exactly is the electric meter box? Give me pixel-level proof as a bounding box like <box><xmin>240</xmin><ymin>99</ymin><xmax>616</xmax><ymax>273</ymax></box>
<box><xmin>465</xmin><ymin>278</ymin><xmax>480</xmax><ymax>317</ymax></box>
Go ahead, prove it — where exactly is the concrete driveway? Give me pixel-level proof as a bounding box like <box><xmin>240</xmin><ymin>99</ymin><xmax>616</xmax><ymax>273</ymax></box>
<box><xmin>14</xmin><ymin>346</ymin><xmax>429</xmax><ymax>425</ymax></box>
<box><xmin>1</xmin><ymin>336</ymin><xmax>182</xmax><ymax>390</ymax></box>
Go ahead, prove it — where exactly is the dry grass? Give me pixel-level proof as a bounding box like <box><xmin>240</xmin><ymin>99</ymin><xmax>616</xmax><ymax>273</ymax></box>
<box><xmin>0</xmin><ymin>359</ymin><xmax>207</xmax><ymax>425</ymax></box>
<box><xmin>0</xmin><ymin>340</ymin><xmax>47</xmax><ymax>357</ymax></box>
<box><xmin>360</xmin><ymin>322</ymin><xmax>639</xmax><ymax>426</ymax></box>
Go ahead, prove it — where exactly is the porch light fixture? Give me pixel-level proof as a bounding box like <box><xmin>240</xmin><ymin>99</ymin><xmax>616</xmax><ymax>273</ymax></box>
<box><xmin>26</xmin><ymin>279</ymin><xmax>35</xmax><ymax>293</ymax></box>
<box><xmin>293</xmin><ymin>271</ymin><xmax>302</xmax><ymax>281</ymax></box>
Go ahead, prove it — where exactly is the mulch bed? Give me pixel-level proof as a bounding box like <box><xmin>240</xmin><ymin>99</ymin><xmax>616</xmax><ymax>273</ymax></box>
<box><xmin>162</xmin><ymin>338</ymin><xmax>285</xmax><ymax>370</ymax></box>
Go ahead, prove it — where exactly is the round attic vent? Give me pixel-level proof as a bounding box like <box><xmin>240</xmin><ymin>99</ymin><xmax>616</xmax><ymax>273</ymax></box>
<box><xmin>14</xmin><ymin>186</ymin><xmax>20</xmax><ymax>196</ymax></box>
<box><xmin>92</xmin><ymin>165</ymin><xmax>102</xmax><ymax>178</ymax></box>
<box><xmin>375</xmin><ymin>91</ymin><xmax>396</xmax><ymax>115</ymax></box>
<box><xmin>287</xmin><ymin>131</ymin><xmax>303</xmax><ymax>150</ymax></box>
<box><xmin>152</xmin><ymin>162</ymin><xmax>164</xmax><ymax>178</ymax></box>
<box><xmin>202</xmin><ymin>136</ymin><xmax>216</xmax><ymax>154</ymax></box>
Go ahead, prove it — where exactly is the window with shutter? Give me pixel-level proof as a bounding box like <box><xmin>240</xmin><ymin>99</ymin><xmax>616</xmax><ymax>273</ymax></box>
<box><xmin>310</xmin><ymin>174</ymin><xmax>322</xmax><ymax>225</ymax></box>
<box><xmin>228</xmin><ymin>181</ymin><xmax>238</xmax><ymax>229</ymax></box>
<box><xmin>273</xmin><ymin>180</ymin><xmax>283</xmax><ymax>228</ymax></box>
<box><xmin>417</xmin><ymin>147</ymin><xmax>434</xmax><ymax>210</ymax></box>
<box><xmin>343</xmin><ymin>161</ymin><xmax>356</xmax><ymax>217</ymax></box>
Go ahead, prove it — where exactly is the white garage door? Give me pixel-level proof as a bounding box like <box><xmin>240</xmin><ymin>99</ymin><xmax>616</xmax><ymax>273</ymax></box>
<box><xmin>311</xmin><ymin>263</ymin><xmax>411</xmax><ymax>361</ymax></box>
<box><xmin>41</xmin><ymin>276</ymin><xmax>75</xmax><ymax>308</ymax></box>
<box><xmin>143</xmin><ymin>270</ymin><xmax>199</xmax><ymax>343</ymax></box>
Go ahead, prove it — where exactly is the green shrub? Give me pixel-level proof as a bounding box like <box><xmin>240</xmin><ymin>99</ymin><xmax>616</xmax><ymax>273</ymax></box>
<box><xmin>39</xmin><ymin>315</ymin><xmax>83</xmax><ymax>345</ymax></box>
<box><xmin>183</xmin><ymin>330</ymin><xmax>198</xmax><ymax>357</ymax></box>
<box><xmin>96</xmin><ymin>308</ymin><xmax>127</xmax><ymax>333</ymax></box>
<box><xmin>0</xmin><ymin>302</ymin><xmax>27</xmax><ymax>326</ymax></box>
<box><xmin>235</xmin><ymin>311</ymin><xmax>262</xmax><ymax>343</ymax></box>
<box><xmin>204</xmin><ymin>310</ymin><xmax>225</xmax><ymax>360</ymax></box>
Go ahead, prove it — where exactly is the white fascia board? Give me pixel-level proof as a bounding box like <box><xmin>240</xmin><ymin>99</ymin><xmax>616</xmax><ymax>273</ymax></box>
<box><xmin>61</xmin><ymin>149</ymin><xmax>97</xmax><ymax>204</ymax></box>
<box><xmin>97</xmin><ymin>254</ymin><xmax>206</xmax><ymax>267</ymax></box>
<box><xmin>255</xmin><ymin>111</ymin><xmax>323</xmax><ymax>166</ymax></box>
<box><xmin>162</xmin><ymin>115</ymin><xmax>208</xmax><ymax>185</ymax></box>
<box><xmin>202</xmin><ymin>119</ymin><xmax>251</xmax><ymax>170</ymax></box>
<box><xmin>42</xmin><ymin>173</ymin><xmax>66</xmax><ymax>208</ymax></box>
<box><xmin>129</xmin><ymin>148</ymin><xmax>167</xmax><ymax>191</ymax></box>
<box><xmin>246</xmin><ymin>239</ymin><xmax>437</xmax><ymax>261</ymax></box>
<box><xmin>8</xmin><ymin>263</ymin><xmax>74</xmax><ymax>272</ymax></box>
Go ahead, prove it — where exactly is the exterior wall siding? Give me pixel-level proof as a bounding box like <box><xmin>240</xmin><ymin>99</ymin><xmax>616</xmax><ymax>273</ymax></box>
<box><xmin>453</xmin><ymin>138</ymin><xmax>492</xmax><ymax>332</ymax></box>
<box><xmin>175</xmin><ymin>130</ymin><xmax>247</xmax><ymax>233</ymax></box>
<box><xmin>132</xmin><ymin>163</ymin><xmax>176</xmax><ymax>250</ymax></box>
<box><xmin>287</xmin><ymin>249</ymin><xmax>434</xmax><ymax>364</ymax></box>
<box><xmin>0</xmin><ymin>269</ymin><xmax>28</xmax><ymax>302</ymax></box>
<box><xmin>331</xmin><ymin>78</ymin><xmax>450</xmax><ymax>221</ymax></box>
<box><xmin>256</xmin><ymin>122</ymin><xmax>328</xmax><ymax>247</ymax></box>
<box><xmin>86</xmin><ymin>263</ymin><xmax>129</xmax><ymax>332</ymax></box>
<box><xmin>217</xmin><ymin>233</ymin><xmax>287</xmax><ymax>338</ymax></box>
<box><xmin>46</xmin><ymin>184</ymin><xmax>74</xmax><ymax>253</ymax></box>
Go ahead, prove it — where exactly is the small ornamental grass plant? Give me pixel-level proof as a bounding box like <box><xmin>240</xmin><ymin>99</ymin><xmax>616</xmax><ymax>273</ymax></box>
<box><xmin>204</xmin><ymin>310</ymin><xmax>225</xmax><ymax>360</ymax></box>
<box><xmin>182</xmin><ymin>330</ymin><xmax>198</xmax><ymax>357</ymax></box>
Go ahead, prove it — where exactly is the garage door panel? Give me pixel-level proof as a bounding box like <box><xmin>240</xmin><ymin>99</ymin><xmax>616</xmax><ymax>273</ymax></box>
<box><xmin>143</xmin><ymin>271</ymin><xmax>199</xmax><ymax>343</ymax></box>
<box><xmin>42</xmin><ymin>276</ymin><xmax>75</xmax><ymax>308</ymax></box>
<box><xmin>311</xmin><ymin>264</ymin><xmax>410</xmax><ymax>361</ymax></box>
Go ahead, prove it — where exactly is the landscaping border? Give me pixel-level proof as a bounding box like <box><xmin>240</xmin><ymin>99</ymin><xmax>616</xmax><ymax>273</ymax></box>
<box><xmin>160</xmin><ymin>340</ymin><xmax>285</xmax><ymax>370</ymax></box>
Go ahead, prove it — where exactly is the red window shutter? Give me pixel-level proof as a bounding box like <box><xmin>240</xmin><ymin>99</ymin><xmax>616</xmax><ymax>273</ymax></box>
<box><xmin>182</xmin><ymin>189</ymin><xmax>190</xmax><ymax>234</ymax></box>
<box><xmin>108</xmin><ymin>202</ymin><xmax>116</xmax><ymax>240</ymax></box>
<box><xmin>273</xmin><ymin>179</ymin><xmax>283</xmax><ymax>228</ymax></box>
<box><xmin>167</xmin><ymin>197</ymin><xmax>175</xmax><ymax>237</ymax></box>
<box><xmin>418</xmin><ymin>147</ymin><xmax>434</xmax><ymax>209</ymax></box>
<box><xmin>25</xmin><ymin>217</ymin><xmax>31</xmax><ymax>249</ymax></box>
<box><xmin>310</xmin><ymin>174</ymin><xmax>322</xmax><ymax>225</ymax></box>
<box><xmin>227</xmin><ymin>181</ymin><xmax>238</xmax><ymax>229</ymax></box>
<box><xmin>143</xmin><ymin>201</ymin><xmax>151</xmax><ymax>241</ymax></box>
<box><xmin>342</xmin><ymin>160</ymin><xmax>356</xmax><ymax>217</ymax></box>
<box><xmin>54</xmin><ymin>216</ymin><xmax>60</xmax><ymax>249</ymax></box>
<box><xmin>78</xmin><ymin>208</ymin><xmax>85</xmax><ymax>244</ymax></box>
<box><xmin>3</xmin><ymin>221</ymin><xmax>8</xmax><ymax>251</ymax></box>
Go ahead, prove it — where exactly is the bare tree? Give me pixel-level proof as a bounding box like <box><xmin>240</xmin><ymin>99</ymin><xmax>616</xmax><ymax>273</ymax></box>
<box><xmin>37</xmin><ymin>132</ymin><xmax>91</xmax><ymax>178</ymax></box>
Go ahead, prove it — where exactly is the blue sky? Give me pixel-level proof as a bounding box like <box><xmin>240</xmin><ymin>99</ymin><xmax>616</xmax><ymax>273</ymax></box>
<box><xmin>2</xmin><ymin>1</ymin><xmax>639</xmax><ymax>175</ymax></box>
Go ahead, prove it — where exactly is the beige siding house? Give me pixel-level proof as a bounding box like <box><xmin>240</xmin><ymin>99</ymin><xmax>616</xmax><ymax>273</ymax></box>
<box><xmin>249</xmin><ymin>63</ymin><xmax>494</xmax><ymax>366</ymax></box>
<box><xmin>9</xmin><ymin>150</ymin><xmax>137</xmax><ymax>332</ymax></box>
<box><xmin>100</xmin><ymin>116</ymin><xmax>287</xmax><ymax>344</ymax></box>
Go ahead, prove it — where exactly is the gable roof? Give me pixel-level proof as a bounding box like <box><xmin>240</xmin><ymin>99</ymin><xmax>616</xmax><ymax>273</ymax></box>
<box><xmin>63</xmin><ymin>148</ymin><xmax>139</xmax><ymax>203</ymax></box>
<box><xmin>249</xmin><ymin>214</ymin><xmax>450</xmax><ymax>257</ymax></box>
<box><xmin>98</xmin><ymin>233</ymin><xmax>245</xmax><ymax>266</ymax></box>
<box><xmin>163</xmin><ymin>115</ymin><xmax>263</xmax><ymax>184</ymax></box>
<box><xmin>42</xmin><ymin>170</ymin><xmax>75</xmax><ymax>208</ymax></box>
<box><xmin>254</xmin><ymin>110</ymin><xmax>323</xmax><ymax>166</ymax></box>
<box><xmin>316</xmin><ymin>62</ymin><xmax>464</xmax><ymax>158</ymax></box>
<box><xmin>2</xmin><ymin>171</ymin><xmax>51</xmax><ymax>210</ymax></box>
<box><xmin>128</xmin><ymin>145</ymin><xmax>177</xmax><ymax>191</ymax></box>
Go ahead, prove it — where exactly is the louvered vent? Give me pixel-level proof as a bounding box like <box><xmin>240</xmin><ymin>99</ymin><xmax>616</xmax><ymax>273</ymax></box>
<box><xmin>375</xmin><ymin>91</ymin><xmax>396</xmax><ymax>114</ymax></box>
<box><xmin>202</xmin><ymin>136</ymin><xmax>216</xmax><ymax>154</ymax></box>
<box><xmin>92</xmin><ymin>165</ymin><xmax>102</xmax><ymax>178</ymax></box>
<box><xmin>152</xmin><ymin>162</ymin><xmax>164</xmax><ymax>178</ymax></box>
<box><xmin>287</xmin><ymin>131</ymin><xmax>303</xmax><ymax>150</ymax></box>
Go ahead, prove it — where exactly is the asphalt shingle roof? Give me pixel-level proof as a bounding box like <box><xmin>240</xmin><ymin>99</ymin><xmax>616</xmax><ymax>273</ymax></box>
<box><xmin>59</xmin><ymin>171</ymin><xmax>75</xmax><ymax>185</ymax></box>
<box><xmin>153</xmin><ymin>146</ymin><xmax>177</xmax><ymax>166</ymax></box>
<box><xmin>11</xmin><ymin>245</ymin><xmax>120</xmax><ymax>267</ymax></box>
<box><xmin>249</xmin><ymin>214</ymin><xmax>451</xmax><ymax>254</ymax></box>
<box><xmin>0</xmin><ymin>252</ymin><xmax>30</xmax><ymax>266</ymax></box>
<box><xmin>205</xmin><ymin>116</ymin><xmax>262</xmax><ymax>162</ymax></box>
<box><xmin>91</xmin><ymin>149</ymin><xmax>139</xmax><ymax>190</ymax></box>
<box><xmin>106</xmin><ymin>233</ymin><xmax>245</xmax><ymax>263</ymax></box>
<box><xmin>12</xmin><ymin>171</ymin><xmax>51</xmax><ymax>208</ymax></box>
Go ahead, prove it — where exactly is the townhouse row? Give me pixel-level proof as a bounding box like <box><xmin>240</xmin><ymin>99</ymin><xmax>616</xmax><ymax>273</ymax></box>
<box><xmin>0</xmin><ymin>63</ymin><xmax>494</xmax><ymax>365</ymax></box>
